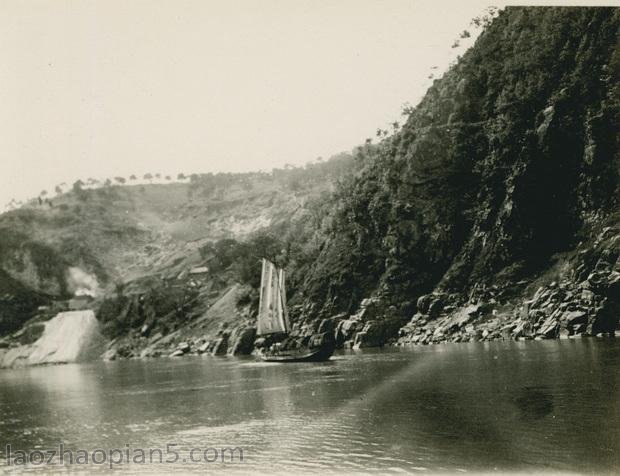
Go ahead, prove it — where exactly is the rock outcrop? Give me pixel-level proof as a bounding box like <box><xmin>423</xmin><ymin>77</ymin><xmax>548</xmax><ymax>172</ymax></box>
<box><xmin>398</xmin><ymin>226</ymin><xmax>620</xmax><ymax>345</ymax></box>
<box><xmin>227</xmin><ymin>327</ymin><xmax>256</xmax><ymax>356</ymax></box>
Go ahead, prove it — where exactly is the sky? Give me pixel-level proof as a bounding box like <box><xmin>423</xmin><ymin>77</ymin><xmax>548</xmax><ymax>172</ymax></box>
<box><xmin>0</xmin><ymin>0</ymin><xmax>600</xmax><ymax>207</ymax></box>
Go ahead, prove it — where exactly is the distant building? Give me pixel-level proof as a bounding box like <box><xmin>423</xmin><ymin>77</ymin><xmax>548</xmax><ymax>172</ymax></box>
<box><xmin>189</xmin><ymin>266</ymin><xmax>209</xmax><ymax>275</ymax></box>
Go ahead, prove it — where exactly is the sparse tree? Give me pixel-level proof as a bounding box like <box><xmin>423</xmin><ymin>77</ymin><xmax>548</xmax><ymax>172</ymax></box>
<box><xmin>73</xmin><ymin>179</ymin><xmax>84</xmax><ymax>192</ymax></box>
<box><xmin>470</xmin><ymin>7</ymin><xmax>498</xmax><ymax>29</ymax></box>
<box><xmin>55</xmin><ymin>185</ymin><xmax>62</xmax><ymax>194</ymax></box>
<box><xmin>144</xmin><ymin>173</ymin><xmax>153</xmax><ymax>182</ymax></box>
<box><xmin>401</xmin><ymin>103</ymin><xmax>415</xmax><ymax>116</ymax></box>
<box><xmin>40</xmin><ymin>190</ymin><xmax>47</xmax><ymax>196</ymax></box>
<box><xmin>104</xmin><ymin>178</ymin><xmax>112</xmax><ymax>187</ymax></box>
<box><xmin>165</xmin><ymin>175</ymin><xmax>171</xmax><ymax>180</ymax></box>
<box><xmin>115</xmin><ymin>176</ymin><xmax>126</xmax><ymax>184</ymax></box>
<box><xmin>155</xmin><ymin>173</ymin><xmax>161</xmax><ymax>179</ymax></box>
<box><xmin>177</xmin><ymin>173</ymin><xmax>186</xmax><ymax>180</ymax></box>
<box><xmin>129</xmin><ymin>174</ymin><xmax>137</xmax><ymax>180</ymax></box>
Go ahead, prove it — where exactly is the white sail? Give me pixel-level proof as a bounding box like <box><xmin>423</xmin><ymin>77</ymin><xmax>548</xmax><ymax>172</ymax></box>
<box><xmin>257</xmin><ymin>258</ymin><xmax>289</xmax><ymax>336</ymax></box>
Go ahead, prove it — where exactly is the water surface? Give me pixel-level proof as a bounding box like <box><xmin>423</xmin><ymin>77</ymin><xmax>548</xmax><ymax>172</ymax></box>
<box><xmin>1</xmin><ymin>339</ymin><xmax>619</xmax><ymax>473</ymax></box>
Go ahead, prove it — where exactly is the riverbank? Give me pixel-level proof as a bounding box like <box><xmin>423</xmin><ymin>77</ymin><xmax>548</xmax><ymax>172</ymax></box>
<box><xmin>1</xmin><ymin>222</ymin><xmax>617</xmax><ymax>369</ymax></box>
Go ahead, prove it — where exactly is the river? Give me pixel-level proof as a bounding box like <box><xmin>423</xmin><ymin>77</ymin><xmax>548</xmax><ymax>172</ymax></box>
<box><xmin>1</xmin><ymin>339</ymin><xmax>619</xmax><ymax>474</ymax></box>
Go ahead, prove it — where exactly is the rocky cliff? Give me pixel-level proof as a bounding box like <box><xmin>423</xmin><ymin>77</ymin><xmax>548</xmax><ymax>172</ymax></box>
<box><xmin>288</xmin><ymin>7</ymin><xmax>620</xmax><ymax>348</ymax></box>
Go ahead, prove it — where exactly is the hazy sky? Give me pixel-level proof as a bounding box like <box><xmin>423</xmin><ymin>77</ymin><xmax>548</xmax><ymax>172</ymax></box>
<box><xmin>0</xmin><ymin>0</ymin><xmax>558</xmax><ymax>206</ymax></box>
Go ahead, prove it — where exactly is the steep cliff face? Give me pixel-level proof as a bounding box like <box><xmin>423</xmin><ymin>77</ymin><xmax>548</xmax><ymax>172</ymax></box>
<box><xmin>0</xmin><ymin>230</ymin><xmax>70</xmax><ymax>334</ymax></box>
<box><xmin>289</xmin><ymin>7</ymin><xmax>619</xmax><ymax>344</ymax></box>
<box><xmin>435</xmin><ymin>7</ymin><xmax>619</xmax><ymax>291</ymax></box>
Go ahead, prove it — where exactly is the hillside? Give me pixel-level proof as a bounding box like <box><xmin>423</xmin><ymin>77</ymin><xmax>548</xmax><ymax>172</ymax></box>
<box><xmin>0</xmin><ymin>6</ymin><xmax>618</xmax><ymax>363</ymax></box>
<box><xmin>0</xmin><ymin>155</ymin><xmax>355</xmax><ymax>340</ymax></box>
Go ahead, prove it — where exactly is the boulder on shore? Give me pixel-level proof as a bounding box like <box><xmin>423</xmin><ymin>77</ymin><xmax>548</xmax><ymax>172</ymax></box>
<box><xmin>335</xmin><ymin>319</ymin><xmax>358</xmax><ymax>347</ymax></box>
<box><xmin>228</xmin><ymin>327</ymin><xmax>256</xmax><ymax>356</ymax></box>
<box><xmin>591</xmin><ymin>298</ymin><xmax>620</xmax><ymax>335</ymax></box>
<box><xmin>537</xmin><ymin>316</ymin><xmax>559</xmax><ymax>338</ymax></box>
<box><xmin>317</xmin><ymin>318</ymin><xmax>336</xmax><ymax>334</ymax></box>
<box><xmin>211</xmin><ymin>335</ymin><xmax>229</xmax><ymax>356</ymax></box>
<box><xmin>177</xmin><ymin>342</ymin><xmax>191</xmax><ymax>353</ymax></box>
<box><xmin>353</xmin><ymin>322</ymin><xmax>385</xmax><ymax>349</ymax></box>
<box><xmin>416</xmin><ymin>294</ymin><xmax>433</xmax><ymax>314</ymax></box>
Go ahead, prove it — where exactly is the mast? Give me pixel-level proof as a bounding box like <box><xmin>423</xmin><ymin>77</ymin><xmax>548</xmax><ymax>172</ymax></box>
<box><xmin>257</xmin><ymin>258</ymin><xmax>267</xmax><ymax>334</ymax></box>
<box><xmin>279</xmin><ymin>268</ymin><xmax>290</xmax><ymax>333</ymax></box>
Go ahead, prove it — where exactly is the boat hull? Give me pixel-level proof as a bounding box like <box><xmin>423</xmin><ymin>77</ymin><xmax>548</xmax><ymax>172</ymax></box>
<box><xmin>260</xmin><ymin>341</ymin><xmax>335</xmax><ymax>363</ymax></box>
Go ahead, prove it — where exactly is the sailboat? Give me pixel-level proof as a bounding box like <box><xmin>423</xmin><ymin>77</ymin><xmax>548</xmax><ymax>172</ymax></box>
<box><xmin>256</xmin><ymin>258</ymin><xmax>335</xmax><ymax>362</ymax></box>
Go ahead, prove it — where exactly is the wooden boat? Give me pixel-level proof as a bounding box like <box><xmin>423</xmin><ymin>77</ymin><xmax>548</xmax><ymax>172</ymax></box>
<box><xmin>256</xmin><ymin>258</ymin><xmax>334</xmax><ymax>363</ymax></box>
<box><xmin>260</xmin><ymin>342</ymin><xmax>336</xmax><ymax>363</ymax></box>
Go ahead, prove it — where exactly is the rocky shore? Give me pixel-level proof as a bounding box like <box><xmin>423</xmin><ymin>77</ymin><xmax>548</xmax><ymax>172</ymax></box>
<box><xmin>399</xmin><ymin>226</ymin><xmax>620</xmax><ymax>345</ymax></box>
<box><xmin>1</xmin><ymin>225</ymin><xmax>617</xmax><ymax>369</ymax></box>
<box><xmin>96</xmin><ymin>226</ymin><xmax>619</xmax><ymax>363</ymax></box>
<box><xmin>100</xmin><ymin>321</ymin><xmax>258</xmax><ymax>361</ymax></box>
<box><xmin>289</xmin><ymin>225</ymin><xmax>620</xmax><ymax>352</ymax></box>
